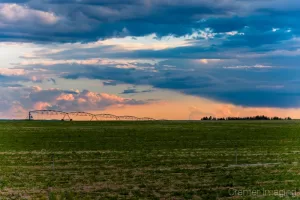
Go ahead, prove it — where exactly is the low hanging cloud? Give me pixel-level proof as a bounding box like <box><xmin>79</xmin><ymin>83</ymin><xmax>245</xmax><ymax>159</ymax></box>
<box><xmin>14</xmin><ymin>55</ymin><xmax>300</xmax><ymax>109</ymax></box>
<box><xmin>0</xmin><ymin>86</ymin><xmax>148</xmax><ymax>118</ymax></box>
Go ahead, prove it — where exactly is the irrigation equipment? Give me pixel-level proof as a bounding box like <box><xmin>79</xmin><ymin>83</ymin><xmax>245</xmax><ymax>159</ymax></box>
<box><xmin>28</xmin><ymin>110</ymin><xmax>158</xmax><ymax>121</ymax></box>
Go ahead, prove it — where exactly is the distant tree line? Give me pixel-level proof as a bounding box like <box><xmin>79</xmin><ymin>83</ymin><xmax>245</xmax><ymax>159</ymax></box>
<box><xmin>201</xmin><ymin>115</ymin><xmax>292</xmax><ymax>121</ymax></box>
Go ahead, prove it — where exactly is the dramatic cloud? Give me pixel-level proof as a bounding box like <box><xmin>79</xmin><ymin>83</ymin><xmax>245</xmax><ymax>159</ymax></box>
<box><xmin>1</xmin><ymin>0</ymin><xmax>300</xmax><ymax>118</ymax></box>
<box><xmin>0</xmin><ymin>86</ymin><xmax>148</xmax><ymax>118</ymax></box>
<box><xmin>0</xmin><ymin>0</ymin><xmax>299</xmax><ymax>43</ymax></box>
<box><xmin>16</xmin><ymin>57</ymin><xmax>299</xmax><ymax>108</ymax></box>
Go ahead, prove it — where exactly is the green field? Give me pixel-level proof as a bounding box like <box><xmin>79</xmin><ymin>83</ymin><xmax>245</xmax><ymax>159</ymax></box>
<box><xmin>1</xmin><ymin>121</ymin><xmax>300</xmax><ymax>199</ymax></box>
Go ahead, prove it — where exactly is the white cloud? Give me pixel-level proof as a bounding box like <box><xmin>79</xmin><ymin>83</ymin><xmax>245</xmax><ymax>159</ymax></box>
<box><xmin>0</xmin><ymin>3</ymin><xmax>59</xmax><ymax>26</ymax></box>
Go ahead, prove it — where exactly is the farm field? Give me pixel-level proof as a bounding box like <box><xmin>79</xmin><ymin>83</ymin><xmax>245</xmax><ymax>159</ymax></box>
<box><xmin>0</xmin><ymin>121</ymin><xmax>300</xmax><ymax>199</ymax></box>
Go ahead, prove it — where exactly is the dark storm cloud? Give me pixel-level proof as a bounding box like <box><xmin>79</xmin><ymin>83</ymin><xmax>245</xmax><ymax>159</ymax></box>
<box><xmin>0</xmin><ymin>0</ymin><xmax>226</xmax><ymax>42</ymax></box>
<box><xmin>1</xmin><ymin>0</ymin><xmax>299</xmax><ymax>44</ymax></box>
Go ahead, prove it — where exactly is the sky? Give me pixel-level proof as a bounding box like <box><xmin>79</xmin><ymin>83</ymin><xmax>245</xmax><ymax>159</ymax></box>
<box><xmin>1</xmin><ymin>0</ymin><xmax>300</xmax><ymax>120</ymax></box>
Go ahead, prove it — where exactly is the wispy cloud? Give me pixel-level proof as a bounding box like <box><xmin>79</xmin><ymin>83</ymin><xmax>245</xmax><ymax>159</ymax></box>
<box><xmin>223</xmin><ymin>64</ymin><xmax>273</xmax><ymax>70</ymax></box>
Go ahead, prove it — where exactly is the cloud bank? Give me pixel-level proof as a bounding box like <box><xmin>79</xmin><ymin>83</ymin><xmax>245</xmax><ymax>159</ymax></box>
<box><xmin>1</xmin><ymin>0</ymin><xmax>300</xmax><ymax>117</ymax></box>
<box><xmin>0</xmin><ymin>86</ymin><xmax>147</xmax><ymax>118</ymax></box>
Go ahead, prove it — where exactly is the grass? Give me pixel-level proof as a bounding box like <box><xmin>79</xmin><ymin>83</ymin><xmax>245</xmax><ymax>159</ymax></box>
<box><xmin>0</xmin><ymin>120</ymin><xmax>300</xmax><ymax>199</ymax></box>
